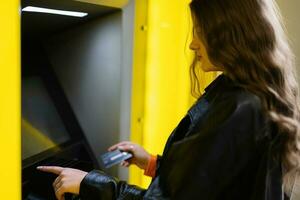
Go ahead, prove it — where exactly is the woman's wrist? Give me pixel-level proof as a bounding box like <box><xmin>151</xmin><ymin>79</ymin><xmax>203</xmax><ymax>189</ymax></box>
<box><xmin>141</xmin><ymin>154</ymin><xmax>151</xmax><ymax>170</ymax></box>
<box><xmin>144</xmin><ymin>155</ymin><xmax>157</xmax><ymax>178</ymax></box>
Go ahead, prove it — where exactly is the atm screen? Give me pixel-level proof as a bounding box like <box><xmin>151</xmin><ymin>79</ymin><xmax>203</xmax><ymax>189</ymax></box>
<box><xmin>22</xmin><ymin>77</ymin><xmax>70</xmax><ymax>160</ymax></box>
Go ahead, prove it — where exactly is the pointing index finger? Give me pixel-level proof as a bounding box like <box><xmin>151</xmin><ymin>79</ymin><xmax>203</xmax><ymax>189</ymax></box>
<box><xmin>37</xmin><ymin>166</ymin><xmax>64</xmax><ymax>175</ymax></box>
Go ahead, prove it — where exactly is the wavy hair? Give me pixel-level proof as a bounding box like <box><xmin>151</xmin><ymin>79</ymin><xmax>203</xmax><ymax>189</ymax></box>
<box><xmin>190</xmin><ymin>0</ymin><xmax>300</xmax><ymax>192</ymax></box>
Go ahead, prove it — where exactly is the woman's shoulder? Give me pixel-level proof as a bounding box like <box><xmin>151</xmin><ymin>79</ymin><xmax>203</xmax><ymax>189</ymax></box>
<box><xmin>192</xmin><ymin>75</ymin><xmax>269</xmax><ymax>138</ymax></box>
<box><xmin>229</xmin><ymin>87</ymin><xmax>262</xmax><ymax>111</ymax></box>
<box><xmin>200</xmin><ymin>83</ymin><xmax>269</xmax><ymax>136</ymax></box>
<box><xmin>206</xmin><ymin>74</ymin><xmax>263</xmax><ymax>111</ymax></box>
<box><xmin>209</xmin><ymin>83</ymin><xmax>264</xmax><ymax>119</ymax></box>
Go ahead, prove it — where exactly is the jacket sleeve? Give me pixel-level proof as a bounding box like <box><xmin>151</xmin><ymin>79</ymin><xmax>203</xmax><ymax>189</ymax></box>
<box><xmin>154</xmin><ymin>155</ymin><xmax>162</xmax><ymax>177</ymax></box>
<box><xmin>160</xmin><ymin>93</ymin><xmax>271</xmax><ymax>199</ymax></box>
<box><xmin>79</xmin><ymin>170</ymin><xmax>146</xmax><ymax>200</ymax></box>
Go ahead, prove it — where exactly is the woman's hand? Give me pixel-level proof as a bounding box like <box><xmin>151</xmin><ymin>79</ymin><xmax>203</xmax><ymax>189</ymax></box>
<box><xmin>37</xmin><ymin>166</ymin><xmax>88</xmax><ymax>200</ymax></box>
<box><xmin>108</xmin><ymin>141</ymin><xmax>151</xmax><ymax>170</ymax></box>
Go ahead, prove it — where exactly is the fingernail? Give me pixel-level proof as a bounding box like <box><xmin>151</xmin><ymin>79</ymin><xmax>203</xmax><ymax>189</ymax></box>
<box><xmin>130</xmin><ymin>145</ymin><xmax>134</xmax><ymax>149</ymax></box>
<box><xmin>36</xmin><ymin>166</ymin><xmax>43</xmax><ymax>169</ymax></box>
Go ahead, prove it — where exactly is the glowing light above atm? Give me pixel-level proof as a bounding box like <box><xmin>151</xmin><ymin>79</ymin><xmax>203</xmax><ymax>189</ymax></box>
<box><xmin>22</xmin><ymin>6</ymin><xmax>88</xmax><ymax>17</ymax></box>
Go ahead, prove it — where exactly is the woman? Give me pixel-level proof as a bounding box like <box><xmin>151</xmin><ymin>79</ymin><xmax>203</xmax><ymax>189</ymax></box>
<box><xmin>38</xmin><ymin>0</ymin><xmax>300</xmax><ymax>199</ymax></box>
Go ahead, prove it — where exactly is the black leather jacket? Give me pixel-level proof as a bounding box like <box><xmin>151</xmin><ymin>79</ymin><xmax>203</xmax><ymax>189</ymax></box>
<box><xmin>79</xmin><ymin>74</ymin><xmax>283</xmax><ymax>200</ymax></box>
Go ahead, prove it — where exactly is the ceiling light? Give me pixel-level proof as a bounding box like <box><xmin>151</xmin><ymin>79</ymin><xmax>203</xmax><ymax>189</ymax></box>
<box><xmin>22</xmin><ymin>6</ymin><xmax>88</xmax><ymax>17</ymax></box>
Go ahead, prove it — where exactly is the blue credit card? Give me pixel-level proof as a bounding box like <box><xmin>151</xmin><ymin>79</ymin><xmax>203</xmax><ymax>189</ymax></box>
<box><xmin>101</xmin><ymin>149</ymin><xmax>133</xmax><ymax>168</ymax></box>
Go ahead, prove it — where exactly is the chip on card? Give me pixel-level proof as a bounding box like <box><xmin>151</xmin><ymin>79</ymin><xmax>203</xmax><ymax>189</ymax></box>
<box><xmin>101</xmin><ymin>149</ymin><xmax>133</xmax><ymax>168</ymax></box>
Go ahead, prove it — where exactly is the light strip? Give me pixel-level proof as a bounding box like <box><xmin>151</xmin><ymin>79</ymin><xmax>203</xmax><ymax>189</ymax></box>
<box><xmin>22</xmin><ymin>6</ymin><xmax>88</xmax><ymax>17</ymax></box>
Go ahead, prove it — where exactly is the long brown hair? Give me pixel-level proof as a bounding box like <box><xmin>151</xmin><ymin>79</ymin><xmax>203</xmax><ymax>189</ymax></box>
<box><xmin>190</xmin><ymin>0</ymin><xmax>300</xmax><ymax>190</ymax></box>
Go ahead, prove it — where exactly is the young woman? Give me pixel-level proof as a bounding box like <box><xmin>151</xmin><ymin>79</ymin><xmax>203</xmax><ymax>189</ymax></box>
<box><xmin>38</xmin><ymin>0</ymin><xmax>300</xmax><ymax>199</ymax></box>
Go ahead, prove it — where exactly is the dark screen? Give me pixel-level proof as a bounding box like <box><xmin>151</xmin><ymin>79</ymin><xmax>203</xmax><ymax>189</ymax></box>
<box><xmin>22</xmin><ymin>77</ymin><xmax>70</xmax><ymax>160</ymax></box>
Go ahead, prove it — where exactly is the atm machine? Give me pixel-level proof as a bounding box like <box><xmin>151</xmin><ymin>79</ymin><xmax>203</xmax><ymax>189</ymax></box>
<box><xmin>21</xmin><ymin>0</ymin><xmax>132</xmax><ymax>199</ymax></box>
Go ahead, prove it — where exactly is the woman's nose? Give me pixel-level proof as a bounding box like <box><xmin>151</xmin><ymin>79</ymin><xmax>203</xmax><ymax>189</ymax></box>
<box><xmin>189</xmin><ymin>39</ymin><xmax>198</xmax><ymax>51</ymax></box>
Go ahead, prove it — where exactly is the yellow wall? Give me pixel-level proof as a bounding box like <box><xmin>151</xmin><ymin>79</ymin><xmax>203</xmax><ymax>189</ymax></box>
<box><xmin>130</xmin><ymin>0</ymin><xmax>217</xmax><ymax>188</ymax></box>
<box><xmin>0</xmin><ymin>1</ymin><xmax>20</xmax><ymax>199</ymax></box>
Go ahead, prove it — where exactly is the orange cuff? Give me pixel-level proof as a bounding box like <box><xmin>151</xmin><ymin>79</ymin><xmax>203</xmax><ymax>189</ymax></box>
<box><xmin>144</xmin><ymin>155</ymin><xmax>157</xmax><ymax>178</ymax></box>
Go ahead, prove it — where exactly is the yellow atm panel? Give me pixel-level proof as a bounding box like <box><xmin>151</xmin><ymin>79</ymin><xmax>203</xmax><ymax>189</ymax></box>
<box><xmin>0</xmin><ymin>1</ymin><xmax>21</xmax><ymax>200</ymax></box>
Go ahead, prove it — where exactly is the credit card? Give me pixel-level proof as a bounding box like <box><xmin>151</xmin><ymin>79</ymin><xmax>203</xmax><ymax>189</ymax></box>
<box><xmin>101</xmin><ymin>149</ymin><xmax>133</xmax><ymax>168</ymax></box>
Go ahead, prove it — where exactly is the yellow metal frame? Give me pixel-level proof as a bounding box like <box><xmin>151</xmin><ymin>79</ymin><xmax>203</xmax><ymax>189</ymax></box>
<box><xmin>0</xmin><ymin>1</ymin><xmax>21</xmax><ymax>199</ymax></box>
